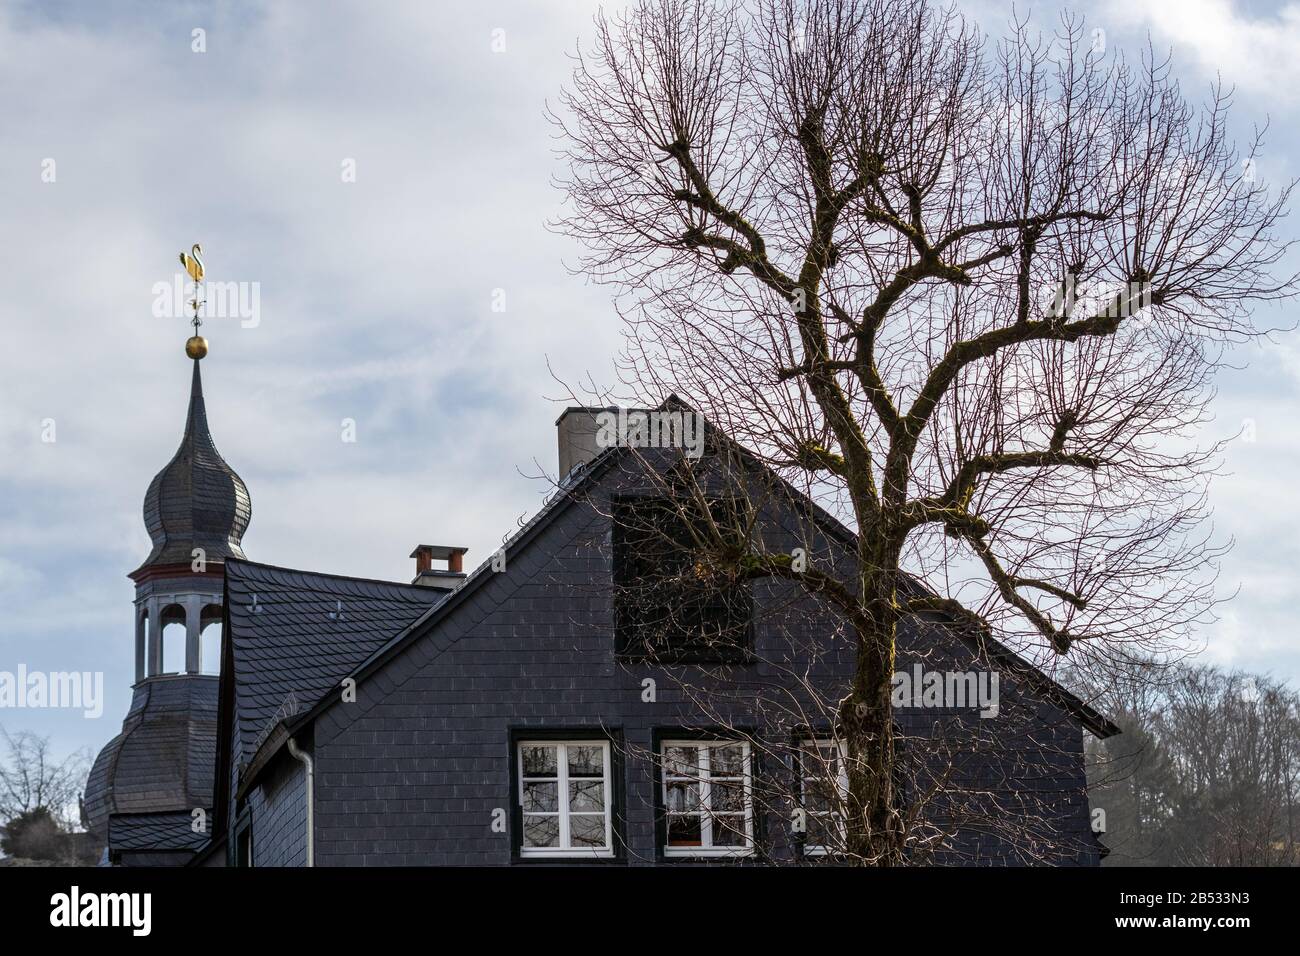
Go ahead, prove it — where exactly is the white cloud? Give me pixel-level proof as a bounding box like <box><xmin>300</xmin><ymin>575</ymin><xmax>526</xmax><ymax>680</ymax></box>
<box><xmin>1101</xmin><ymin>0</ymin><xmax>1300</xmax><ymax>102</ymax></box>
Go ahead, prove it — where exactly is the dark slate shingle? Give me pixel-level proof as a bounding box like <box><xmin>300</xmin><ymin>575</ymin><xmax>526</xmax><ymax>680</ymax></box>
<box><xmin>108</xmin><ymin>811</ymin><xmax>211</xmax><ymax>852</ymax></box>
<box><xmin>225</xmin><ymin>560</ymin><xmax>445</xmax><ymax>770</ymax></box>
<box><xmin>83</xmin><ymin>677</ymin><xmax>218</xmax><ymax>837</ymax></box>
<box><xmin>133</xmin><ymin>359</ymin><xmax>251</xmax><ymax>576</ymax></box>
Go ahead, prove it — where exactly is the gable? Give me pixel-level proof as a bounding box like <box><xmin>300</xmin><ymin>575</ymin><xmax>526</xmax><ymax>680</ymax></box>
<box><xmin>287</xmin><ymin>433</ymin><xmax>1113</xmax><ymax>743</ymax></box>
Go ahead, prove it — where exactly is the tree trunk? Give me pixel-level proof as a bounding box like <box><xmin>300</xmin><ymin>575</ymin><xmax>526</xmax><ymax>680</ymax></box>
<box><xmin>841</xmin><ymin>564</ymin><xmax>903</xmax><ymax>865</ymax></box>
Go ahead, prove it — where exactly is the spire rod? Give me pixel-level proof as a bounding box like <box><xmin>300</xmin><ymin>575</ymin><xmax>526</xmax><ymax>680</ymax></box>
<box><xmin>179</xmin><ymin>243</ymin><xmax>208</xmax><ymax>360</ymax></box>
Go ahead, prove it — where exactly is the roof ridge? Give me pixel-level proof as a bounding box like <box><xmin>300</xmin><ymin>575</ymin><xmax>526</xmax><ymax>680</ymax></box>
<box><xmin>225</xmin><ymin>556</ymin><xmax>439</xmax><ymax>594</ymax></box>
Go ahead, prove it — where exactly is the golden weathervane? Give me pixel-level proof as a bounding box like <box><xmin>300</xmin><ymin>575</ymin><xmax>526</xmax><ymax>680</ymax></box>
<box><xmin>179</xmin><ymin>243</ymin><xmax>208</xmax><ymax>359</ymax></box>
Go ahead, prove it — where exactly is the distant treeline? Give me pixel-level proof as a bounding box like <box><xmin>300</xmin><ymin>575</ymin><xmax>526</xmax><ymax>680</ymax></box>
<box><xmin>1084</xmin><ymin>663</ymin><xmax>1299</xmax><ymax>866</ymax></box>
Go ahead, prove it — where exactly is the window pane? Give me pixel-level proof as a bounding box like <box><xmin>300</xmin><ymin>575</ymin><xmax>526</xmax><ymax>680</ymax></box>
<box><xmin>522</xmin><ymin>814</ymin><xmax>559</xmax><ymax>848</ymax></box>
<box><xmin>803</xmin><ymin>785</ymin><xmax>833</xmax><ymax>813</ymax></box>
<box><xmin>569</xmin><ymin>780</ymin><xmax>605</xmax><ymax>812</ymax></box>
<box><xmin>569</xmin><ymin>814</ymin><xmax>607</xmax><ymax>848</ymax></box>
<box><xmin>711</xmin><ymin>744</ymin><xmax>745</xmax><ymax>776</ymax></box>
<box><xmin>806</xmin><ymin>815</ymin><xmax>836</xmax><ymax>849</ymax></box>
<box><xmin>521</xmin><ymin>744</ymin><xmax>557</xmax><ymax>777</ymax></box>
<box><xmin>522</xmin><ymin>781</ymin><xmax>558</xmax><ymax>813</ymax></box>
<box><xmin>711</xmin><ymin>815</ymin><xmax>747</xmax><ymax>847</ymax></box>
<box><xmin>518</xmin><ymin>741</ymin><xmax>614</xmax><ymax>855</ymax></box>
<box><xmin>711</xmin><ymin>780</ymin><xmax>745</xmax><ymax>813</ymax></box>
<box><xmin>663</xmin><ymin>746</ymin><xmax>696</xmax><ymax>778</ymax></box>
<box><xmin>667</xmin><ymin>814</ymin><xmax>702</xmax><ymax>847</ymax></box>
<box><xmin>802</xmin><ymin>744</ymin><xmax>831</xmax><ymax>771</ymax></box>
<box><xmin>567</xmin><ymin>744</ymin><xmax>605</xmax><ymax>778</ymax></box>
<box><xmin>665</xmin><ymin>780</ymin><xmax>700</xmax><ymax>813</ymax></box>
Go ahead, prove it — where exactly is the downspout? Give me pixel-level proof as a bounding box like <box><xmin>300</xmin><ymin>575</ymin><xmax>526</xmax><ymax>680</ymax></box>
<box><xmin>286</xmin><ymin>737</ymin><xmax>314</xmax><ymax>867</ymax></box>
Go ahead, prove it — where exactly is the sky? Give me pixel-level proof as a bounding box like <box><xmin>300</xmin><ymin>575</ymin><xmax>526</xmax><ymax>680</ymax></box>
<box><xmin>0</xmin><ymin>0</ymin><xmax>1297</xmax><ymax>767</ymax></box>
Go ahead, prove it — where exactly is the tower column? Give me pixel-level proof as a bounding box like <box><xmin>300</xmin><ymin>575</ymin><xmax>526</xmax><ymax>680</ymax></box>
<box><xmin>134</xmin><ymin>605</ymin><xmax>146</xmax><ymax>683</ymax></box>
<box><xmin>185</xmin><ymin>594</ymin><xmax>202</xmax><ymax>674</ymax></box>
<box><xmin>147</xmin><ymin>598</ymin><xmax>163</xmax><ymax>676</ymax></box>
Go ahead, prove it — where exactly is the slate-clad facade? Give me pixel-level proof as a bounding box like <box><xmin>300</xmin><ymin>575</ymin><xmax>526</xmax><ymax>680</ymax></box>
<box><xmin>209</xmin><ymin>418</ymin><xmax>1117</xmax><ymax>867</ymax></box>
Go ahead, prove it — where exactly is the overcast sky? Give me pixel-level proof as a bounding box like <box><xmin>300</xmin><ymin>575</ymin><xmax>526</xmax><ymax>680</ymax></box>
<box><xmin>1</xmin><ymin>0</ymin><xmax>1298</xmax><ymax>764</ymax></box>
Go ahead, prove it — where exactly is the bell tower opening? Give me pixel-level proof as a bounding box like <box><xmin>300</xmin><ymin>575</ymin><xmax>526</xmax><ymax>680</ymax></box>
<box><xmin>159</xmin><ymin>603</ymin><xmax>187</xmax><ymax>674</ymax></box>
<box><xmin>200</xmin><ymin>603</ymin><xmax>223</xmax><ymax>675</ymax></box>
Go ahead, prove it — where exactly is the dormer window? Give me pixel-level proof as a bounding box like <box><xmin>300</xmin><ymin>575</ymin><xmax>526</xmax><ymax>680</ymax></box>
<box><xmin>612</xmin><ymin>496</ymin><xmax>753</xmax><ymax>662</ymax></box>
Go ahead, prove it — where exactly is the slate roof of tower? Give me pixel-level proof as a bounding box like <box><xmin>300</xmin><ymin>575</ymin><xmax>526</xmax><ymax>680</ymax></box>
<box><xmin>108</xmin><ymin>811</ymin><xmax>211</xmax><ymax>853</ymax></box>
<box><xmin>223</xmin><ymin>560</ymin><xmax>446</xmax><ymax>772</ymax></box>
<box><xmin>83</xmin><ymin>677</ymin><xmax>219</xmax><ymax>837</ymax></box>
<box><xmin>133</xmin><ymin>359</ymin><xmax>251</xmax><ymax>576</ymax></box>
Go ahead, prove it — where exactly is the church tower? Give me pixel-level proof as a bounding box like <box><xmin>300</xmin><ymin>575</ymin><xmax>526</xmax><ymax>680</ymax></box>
<box><xmin>84</xmin><ymin>274</ymin><xmax>252</xmax><ymax>865</ymax></box>
<box><xmin>127</xmin><ymin>356</ymin><xmax>251</xmax><ymax>679</ymax></box>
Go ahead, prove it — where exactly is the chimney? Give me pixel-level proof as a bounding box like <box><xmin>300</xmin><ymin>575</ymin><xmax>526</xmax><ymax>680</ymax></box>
<box><xmin>556</xmin><ymin>407</ymin><xmax>613</xmax><ymax>479</ymax></box>
<box><xmin>409</xmin><ymin>544</ymin><xmax>468</xmax><ymax>591</ymax></box>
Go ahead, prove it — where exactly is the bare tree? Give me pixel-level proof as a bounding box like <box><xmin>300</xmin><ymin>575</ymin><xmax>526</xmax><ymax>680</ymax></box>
<box><xmin>0</xmin><ymin>727</ymin><xmax>88</xmax><ymax>830</ymax></box>
<box><xmin>553</xmin><ymin>0</ymin><xmax>1295</xmax><ymax>864</ymax></box>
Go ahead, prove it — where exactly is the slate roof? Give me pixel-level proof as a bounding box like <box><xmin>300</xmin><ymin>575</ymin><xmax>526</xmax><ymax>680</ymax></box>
<box><xmin>224</xmin><ymin>560</ymin><xmax>446</xmax><ymax>773</ymax></box>
<box><xmin>133</xmin><ymin>359</ymin><xmax>251</xmax><ymax>576</ymax></box>
<box><xmin>108</xmin><ymin>811</ymin><xmax>210</xmax><ymax>853</ymax></box>
<box><xmin>83</xmin><ymin>677</ymin><xmax>219</xmax><ymax>838</ymax></box>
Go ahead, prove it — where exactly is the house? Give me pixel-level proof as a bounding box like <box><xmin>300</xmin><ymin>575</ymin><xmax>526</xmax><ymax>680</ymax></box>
<box><xmin>203</xmin><ymin>410</ymin><xmax>1117</xmax><ymax>866</ymax></box>
<box><xmin>87</xmin><ymin>351</ymin><xmax>1117</xmax><ymax>867</ymax></box>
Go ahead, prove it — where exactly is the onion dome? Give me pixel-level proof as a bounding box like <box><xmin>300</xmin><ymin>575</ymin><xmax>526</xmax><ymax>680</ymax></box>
<box><xmin>131</xmin><ymin>359</ymin><xmax>251</xmax><ymax>577</ymax></box>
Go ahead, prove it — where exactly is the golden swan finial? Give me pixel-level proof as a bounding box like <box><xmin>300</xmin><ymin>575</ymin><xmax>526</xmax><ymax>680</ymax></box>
<box><xmin>179</xmin><ymin>243</ymin><xmax>204</xmax><ymax>283</ymax></box>
<box><xmin>179</xmin><ymin>243</ymin><xmax>208</xmax><ymax>359</ymax></box>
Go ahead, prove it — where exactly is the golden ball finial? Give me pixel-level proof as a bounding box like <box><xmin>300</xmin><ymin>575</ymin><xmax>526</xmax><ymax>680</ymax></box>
<box><xmin>185</xmin><ymin>335</ymin><xmax>209</xmax><ymax>360</ymax></box>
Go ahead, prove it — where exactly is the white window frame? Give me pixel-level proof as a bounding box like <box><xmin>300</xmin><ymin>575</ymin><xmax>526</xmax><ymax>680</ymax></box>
<box><xmin>799</xmin><ymin>738</ymin><xmax>849</xmax><ymax>857</ymax></box>
<box><xmin>235</xmin><ymin>822</ymin><xmax>253</xmax><ymax>867</ymax></box>
<box><xmin>660</xmin><ymin>739</ymin><xmax>754</xmax><ymax>857</ymax></box>
<box><xmin>517</xmin><ymin>739</ymin><xmax>615</xmax><ymax>859</ymax></box>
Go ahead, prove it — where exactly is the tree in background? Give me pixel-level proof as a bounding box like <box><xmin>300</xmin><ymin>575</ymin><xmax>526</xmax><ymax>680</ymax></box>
<box><xmin>0</xmin><ymin>727</ymin><xmax>90</xmax><ymax>863</ymax></box>
<box><xmin>1</xmin><ymin>807</ymin><xmax>71</xmax><ymax>863</ymax></box>
<box><xmin>554</xmin><ymin>0</ymin><xmax>1295</xmax><ymax>863</ymax></box>
<box><xmin>1087</xmin><ymin>664</ymin><xmax>1300</xmax><ymax>866</ymax></box>
<box><xmin>1084</xmin><ymin>674</ymin><xmax>1181</xmax><ymax>864</ymax></box>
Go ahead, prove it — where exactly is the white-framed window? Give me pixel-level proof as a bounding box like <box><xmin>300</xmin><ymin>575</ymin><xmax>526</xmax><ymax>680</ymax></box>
<box><xmin>517</xmin><ymin>740</ymin><xmax>614</xmax><ymax>858</ymax></box>
<box><xmin>660</xmin><ymin>740</ymin><xmax>754</xmax><ymax>857</ymax></box>
<box><xmin>799</xmin><ymin>738</ymin><xmax>848</xmax><ymax>856</ymax></box>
